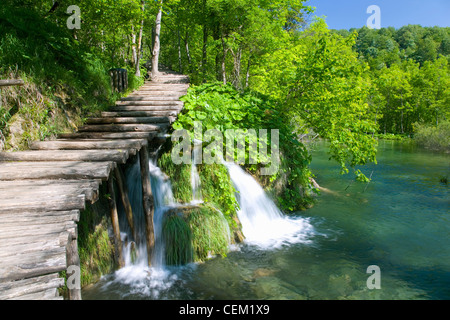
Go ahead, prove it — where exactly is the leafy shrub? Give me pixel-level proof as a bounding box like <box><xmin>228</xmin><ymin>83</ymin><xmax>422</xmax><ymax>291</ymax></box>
<box><xmin>414</xmin><ymin>121</ymin><xmax>450</xmax><ymax>152</ymax></box>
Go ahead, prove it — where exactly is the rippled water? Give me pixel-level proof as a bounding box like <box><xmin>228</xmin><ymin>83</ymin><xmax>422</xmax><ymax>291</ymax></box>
<box><xmin>82</xmin><ymin>140</ymin><xmax>449</xmax><ymax>300</ymax></box>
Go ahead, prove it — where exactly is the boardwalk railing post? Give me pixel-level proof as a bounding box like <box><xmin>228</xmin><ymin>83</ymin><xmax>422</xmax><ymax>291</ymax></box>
<box><xmin>107</xmin><ymin>172</ymin><xmax>125</xmax><ymax>268</ymax></box>
<box><xmin>139</xmin><ymin>144</ymin><xmax>155</xmax><ymax>266</ymax></box>
<box><xmin>109</xmin><ymin>69</ymin><xmax>128</xmax><ymax>93</ymax></box>
<box><xmin>66</xmin><ymin>228</ymin><xmax>81</xmax><ymax>300</ymax></box>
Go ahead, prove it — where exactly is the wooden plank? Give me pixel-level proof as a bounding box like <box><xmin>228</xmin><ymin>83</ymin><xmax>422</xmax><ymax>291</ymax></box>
<box><xmin>78</xmin><ymin>124</ymin><xmax>166</xmax><ymax>133</ymax></box>
<box><xmin>110</xmin><ymin>105</ymin><xmax>183</xmax><ymax>112</ymax></box>
<box><xmin>0</xmin><ymin>247</ymin><xmax>67</xmax><ymax>283</ymax></box>
<box><xmin>101</xmin><ymin>111</ymin><xmax>178</xmax><ymax>118</ymax></box>
<box><xmin>29</xmin><ymin>139</ymin><xmax>145</xmax><ymax>151</ymax></box>
<box><xmin>0</xmin><ymin>221</ymin><xmax>76</xmax><ymax>238</ymax></box>
<box><xmin>118</xmin><ymin>96</ymin><xmax>181</xmax><ymax>101</ymax></box>
<box><xmin>11</xmin><ymin>288</ymin><xmax>63</xmax><ymax>300</ymax></box>
<box><xmin>132</xmin><ymin>84</ymin><xmax>189</xmax><ymax>90</ymax></box>
<box><xmin>0</xmin><ymin>79</ymin><xmax>24</xmax><ymax>87</ymax></box>
<box><xmin>86</xmin><ymin>116</ymin><xmax>170</xmax><ymax>124</ymax></box>
<box><xmin>0</xmin><ymin>273</ymin><xmax>64</xmax><ymax>300</ymax></box>
<box><xmin>57</xmin><ymin>131</ymin><xmax>155</xmax><ymax>141</ymax></box>
<box><xmin>0</xmin><ymin>209</ymin><xmax>80</xmax><ymax>222</ymax></box>
<box><xmin>125</xmin><ymin>91</ymin><xmax>187</xmax><ymax>97</ymax></box>
<box><xmin>0</xmin><ymin>149</ymin><xmax>129</xmax><ymax>164</ymax></box>
<box><xmin>0</xmin><ymin>231</ymin><xmax>70</xmax><ymax>248</ymax></box>
<box><xmin>0</xmin><ymin>161</ymin><xmax>113</xmax><ymax>181</ymax></box>
<box><xmin>0</xmin><ymin>180</ymin><xmax>99</xmax><ymax>203</ymax></box>
<box><xmin>115</xmin><ymin>100</ymin><xmax>183</xmax><ymax>106</ymax></box>
<box><xmin>0</xmin><ymin>195</ymin><xmax>85</xmax><ymax>213</ymax></box>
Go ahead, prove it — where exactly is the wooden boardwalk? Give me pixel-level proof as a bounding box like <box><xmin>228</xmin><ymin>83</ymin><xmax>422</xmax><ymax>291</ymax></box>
<box><xmin>0</xmin><ymin>72</ymin><xmax>189</xmax><ymax>300</ymax></box>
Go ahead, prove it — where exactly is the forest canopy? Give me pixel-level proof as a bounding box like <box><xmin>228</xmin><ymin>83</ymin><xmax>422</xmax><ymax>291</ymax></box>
<box><xmin>1</xmin><ymin>0</ymin><xmax>449</xmax><ymax>184</ymax></box>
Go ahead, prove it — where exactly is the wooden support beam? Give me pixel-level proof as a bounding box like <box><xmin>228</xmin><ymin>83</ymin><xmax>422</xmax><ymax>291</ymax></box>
<box><xmin>139</xmin><ymin>144</ymin><xmax>155</xmax><ymax>267</ymax></box>
<box><xmin>66</xmin><ymin>228</ymin><xmax>81</xmax><ymax>300</ymax></box>
<box><xmin>114</xmin><ymin>165</ymin><xmax>137</xmax><ymax>243</ymax></box>
<box><xmin>107</xmin><ymin>172</ymin><xmax>125</xmax><ymax>268</ymax></box>
<box><xmin>0</xmin><ymin>79</ymin><xmax>24</xmax><ymax>87</ymax></box>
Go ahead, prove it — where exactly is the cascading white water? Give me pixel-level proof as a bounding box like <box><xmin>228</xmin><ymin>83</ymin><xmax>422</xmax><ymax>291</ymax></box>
<box><xmin>110</xmin><ymin>158</ymin><xmax>181</xmax><ymax>299</ymax></box>
<box><xmin>191</xmin><ymin>139</ymin><xmax>203</xmax><ymax>204</ymax></box>
<box><xmin>224</xmin><ymin>161</ymin><xmax>315</xmax><ymax>249</ymax></box>
<box><xmin>108</xmin><ymin>156</ymin><xmax>313</xmax><ymax>298</ymax></box>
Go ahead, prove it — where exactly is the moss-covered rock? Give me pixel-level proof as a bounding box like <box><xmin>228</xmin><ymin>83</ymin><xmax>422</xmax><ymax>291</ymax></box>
<box><xmin>76</xmin><ymin>185</ymin><xmax>117</xmax><ymax>287</ymax></box>
<box><xmin>163</xmin><ymin>203</ymin><xmax>233</xmax><ymax>265</ymax></box>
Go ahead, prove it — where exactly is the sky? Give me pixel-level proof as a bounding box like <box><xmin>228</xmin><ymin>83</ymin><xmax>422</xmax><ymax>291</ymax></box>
<box><xmin>305</xmin><ymin>0</ymin><xmax>450</xmax><ymax>30</ymax></box>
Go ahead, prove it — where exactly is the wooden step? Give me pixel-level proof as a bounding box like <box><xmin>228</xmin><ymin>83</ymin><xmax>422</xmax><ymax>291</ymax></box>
<box><xmin>86</xmin><ymin>116</ymin><xmax>171</xmax><ymax>125</ymax></box>
<box><xmin>0</xmin><ymin>180</ymin><xmax>100</xmax><ymax>204</ymax></box>
<box><xmin>115</xmin><ymin>100</ymin><xmax>183</xmax><ymax>106</ymax></box>
<box><xmin>0</xmin><ymin>193</ymin><xmax>86</xmax><ymax>212</ymax></box>
<box><xmin>29</xmin><ymin>139</ymin><xmax>146</xmax><ymax>151</ymax></box>
<box><xmin>0</xmin><ymin>273</ymin><xmax>64</xmax><ymax>300</ymax></box>
<box><xmin>0</xmin><ymin>246</ymin><xmax>68</xmax><ymax>283</ymax></box>
<box><xmin>101</xmin><ymin>110</ymin><xmax>178</xmax><ymax>118</ymax></box>
<box><xmin>0</xmin><ymin>149</ymin><xmax>130</xmax><ymax>164</ymax></box>
<box><xmin>78</xmin><ymin>123</ymin><xmax>167</xmax><ymax>133</ymax></box>
<box><xmin>110</xmin><ymin>105</ymin><xmax>183</xmax><ymax>112</ymax></box>
<box><xmin>121</xmin><ymin>94</ymin><xmax>185</xmax><ymax>100</ymax></box>
<box><xmin>0</xmin><ymin>161</ymin><xmax>115</xmax><ymax>181</ymax></box>
<box><xmin>119</xmin><ymin>96</ymin><xmax>181</xmax><ymax>101</ymax></box>
<box><xmin>57</xmin><ymin>131</ymin><xmax>156</xmax><ymax>141</ymax></box>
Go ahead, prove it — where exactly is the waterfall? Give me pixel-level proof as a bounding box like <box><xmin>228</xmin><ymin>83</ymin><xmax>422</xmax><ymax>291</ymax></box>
<box><xmin>224</xmin><ymin>161</ymin><xmax>314</xmax><ymax>249</ymax></box>
<box><xmin>191</xmin><ymin>139</ymin><xmax>202</xmax><ymax>204</ymax></box>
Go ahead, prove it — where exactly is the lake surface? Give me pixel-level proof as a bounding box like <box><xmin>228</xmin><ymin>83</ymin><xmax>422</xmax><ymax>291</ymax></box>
<box><xmin>82</xmin><ymin>140</ymin><xmax>449</xmax><ymax>300</ymax></box>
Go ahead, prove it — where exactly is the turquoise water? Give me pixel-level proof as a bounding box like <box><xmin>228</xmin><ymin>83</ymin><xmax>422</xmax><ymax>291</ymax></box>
<box><xmin>82</xmin><ymin>140</ymin><xmax>449</xmax><ymax>300</ymax></box>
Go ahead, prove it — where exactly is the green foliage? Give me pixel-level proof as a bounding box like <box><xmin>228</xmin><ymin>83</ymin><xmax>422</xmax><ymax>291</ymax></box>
<box><xmin>163</xmin><ymin>204</ymin><xmax>231</xmax><ymax>265</ymax></box>
<box><xmin>174</xmin><ymin>82</ymin><xmax>314</xmax><ymax>211</ymax></box>
<box><xmin>163</xmin><ymin>213</ymin><xmax>193</xmax><ymax>265</ymax></box>
<box><xmin>157</xmin><ymin>151</ymin><xmax>192</xmax><ymax>203</ymax></box>
<box><xmin>198</xmin><ymin>163</ymin><xmax>239</xmax><ymax>227</ymax></box>
<box><xmin>413</xmin><ymin>121</ymin><xmax>450</xmax><ymax>152</ymax></box>
<box><xmin>77</xmin><ymin>202</ymin><xmax>116</xmax><ymax>287</ymax></box>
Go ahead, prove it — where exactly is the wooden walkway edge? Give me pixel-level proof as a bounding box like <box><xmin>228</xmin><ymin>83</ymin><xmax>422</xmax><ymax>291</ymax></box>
<box><xmin>0</xmin><ymin>72</ymin><xmax>189</xmax><ymax>300</ymax></box>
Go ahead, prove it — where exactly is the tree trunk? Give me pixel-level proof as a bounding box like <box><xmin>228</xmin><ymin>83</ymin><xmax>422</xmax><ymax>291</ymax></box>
<box><xmin>221</xmin><ymin>35</ymin><xmax>227</xmax><ymax>85</ymax></box>
<box><xmin>201</xmin><ymin>0</ymin><xmax>208</xmax><ymax>82</ymax></box>
<box><xmin>131</xmin><ymin>27</ymin><xmax>137</xmax><ymax>68</ymax></box>
<box><xmin>245</xmin><ymin>55</ymin><xmax>251</xmax><ymax>88</ymax></box>
<box><xmin>151</xmin><ymin>0</ymin><xmax>163</xmax><ymax>79</ymax></box>
<box><xmin>232</xmin><ymin>48</ymin><xmax>242</xmax><ymax>89</ymax></box>
<box><xmin>185</xmin><ymin>31</ymin><xmax>192</xmax><ymax>73</ymax></box>
<box><xmin>177</xmin><ymin>29</ymin><xmax>183</xmax><ymax>74</ymax></box>
<box><xmin>135</xmin><ymin>1</ymin><xmax>145</xmax><ymax>77</ymax></box>
<box><xmin>202</xmin><ymin>24</ymin><xmax>208</xmax><ymax>82</ymax></box>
